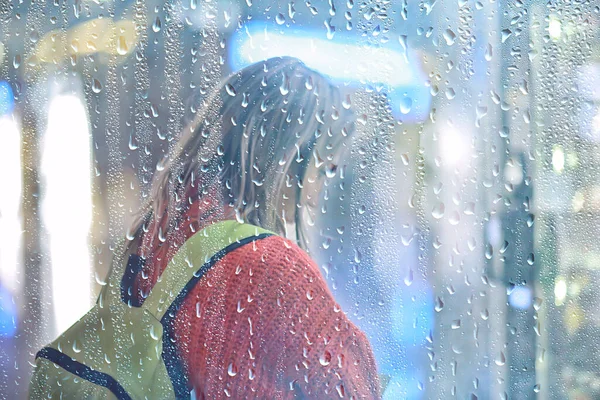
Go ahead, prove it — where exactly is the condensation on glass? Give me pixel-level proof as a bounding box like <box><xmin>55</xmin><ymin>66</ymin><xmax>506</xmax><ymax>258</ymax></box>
<box><xmin>0</xmin><ymin>0</ymin><xmax>597</xmax><ymax>399</ymax></box>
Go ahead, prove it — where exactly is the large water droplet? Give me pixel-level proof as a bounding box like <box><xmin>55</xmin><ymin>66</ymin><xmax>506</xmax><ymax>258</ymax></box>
<box><xmin>432</xmin><ymin>203</ymin><xmax>445</xmax><ymax>219</ymax></box>
<box><xmin>92</xmin><ymin>79</ymin><xmax>103</xmax><ymax>94</ymax></box>
<box><xmin>319</xmin><ymin>351</ymin><xmax>332</xmax><ymax>366</ymax></box>
<box><xmin>404</xmin><ymin>269</ymin><xmax>414</xmax><ymax>286</ymax></box>
<box><xmin>13</xmin><ymin>54</ymin><xmax>21</xmax><ymax>69</ymax></box>
<box><xmin>324</xmin><ymin>18</ymin><xmax>336</xmax><ymax>39</ymax></box>
<box><xmin>150</xmin><ymin>325</ymin><xmax>160</xmax><ymax>340</ymax></box>
<box><xmin>485</xmin><ymin>244</ymin><xmax>493</xmax><ymax>260</ymax></box>
<box><xmin>484</xmin><ymin>44</ymin><xmax>493</xmax><ymax>61</ymax></box>
<box><xmin>399</xmin><ymin>96</ymin><xmax>412</xmax><ymax>114</ymax></box>
<box><xmin>116</xmin><ymin>36</ymin><xmax>129</xmax><ymax>56</ymax></box>
<box><xmin>533</xmin><ymin>297</ymin><xmax>543</xmax><ymax>311</ymax></box>
<box><xmin>434</xmin><ymin>296</ymin><xmax>444</xmax><ymax>312</ymax></box>
<box><xmin>225</xmin><ymin>83</ymin><xmax>236</xmax><ymax>97</ymax></box>
<box><xmin>227</xmin><ymin>362</ymin><xmax>238</xmax><ymax>377</ymax></box>
<box><xmin>443</xmin><ymin>29</ymin><xmax>456</xmax><ymax>46</ymax></box>
<box><xmin>72</xmin><ymin>339</ymin><xmax>81</xmax><ymax>353</ymax></box>
<box><xmin>152</xmin><ymin>17</ymin><xmax>162</xmax><ymax>32</ymax></box>
<box><xmin>449</xmin><ymin>211</ymin><xmax>460</xmax><ymax>225</ymax></box>
<box><xmin>501</xmin><ymin>29</ymin><xmax>512</xmax><ymax>43</ymax></box>
<box><xmin>495</xmin><ymin>351</ymin><xmax>506</xmax><ymax>366</ymax></box>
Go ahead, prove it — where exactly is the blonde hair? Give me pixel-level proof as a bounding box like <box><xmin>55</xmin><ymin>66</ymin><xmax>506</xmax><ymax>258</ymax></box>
<box><xmin>125</xmin><ymin>56</ymin><xmax>354</xmax><ymax>257</ymax></box>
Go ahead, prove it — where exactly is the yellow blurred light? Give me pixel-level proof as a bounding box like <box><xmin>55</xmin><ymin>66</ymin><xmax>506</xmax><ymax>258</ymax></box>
<box><xmin>31</xmin><ymin>18</ymin><xmax>137</xmax><ymax>66</ymax></box>
<box><xmin>564</xmin><ymin>303</ymin><xmax>583</xmax><ymax>335</ymax></box>
<box><xmin>554</xmin><ymin>277</ymin><xmax>567</xmax><ymax>306</ymax></box>
<box><xmin>566</xmin><ymin>152</ymin><xmax>578</xmax><ymax>168</ymax></box>
<box><xmin>572</xmin><ymin>191</ymin><xmax>584</xmax><ymax>212</ymax></box>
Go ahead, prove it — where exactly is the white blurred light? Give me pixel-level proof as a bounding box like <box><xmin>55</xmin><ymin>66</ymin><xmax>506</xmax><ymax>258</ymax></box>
<box><xmin>554</xmin><ymin>277</ymin><xmax>567</xmax><ymax>306</ymax></box>
<box><xmin>549</xmin><ymin>17</ymin><xmax>561</xmax><ymax>40</ymax></box>
<box><xmin>0</xmin><ymin>114</ymin><xmax>23</xmax><ymax>294</ymax></box>
<box><xmin>439</xmin><ymin>127</ymin><xmax>471</xmax><ymax>168</ymax></box>
<box><xmin>41</xmin><ymin>95</ymin><xmax>93</xmax><ymax>334</ymax></box>
<box><xmin>552</xmin><ymin>145</ymin><xmax>565</xmax><ymax>174</ymax></box>
<box><xmin>235</xmin><ymin>28</ymin><xmax>418</xmax><ymax>88</ymax></box>
<box><xmin>509</xmin><ymin>286</ymin><xmax>532</xmax><ymax>310</ymax></box>
<box><xmin>572</xmin><ymin>191</ymin><xmax>584</xmax><ymax>212</ymax></box>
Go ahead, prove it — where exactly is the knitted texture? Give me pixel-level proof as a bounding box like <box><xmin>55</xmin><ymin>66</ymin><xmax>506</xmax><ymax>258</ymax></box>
<box><xmin>131</xmin><ymin>202</ymin><xmax>380</xmax><ymax>398</ymax></box>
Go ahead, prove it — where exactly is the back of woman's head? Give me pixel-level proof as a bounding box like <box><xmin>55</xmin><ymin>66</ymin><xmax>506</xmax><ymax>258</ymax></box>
<box><xmin>131</xmin><ymin>56</ymin><xmax>355</xmax><ymax>252</ymax></box>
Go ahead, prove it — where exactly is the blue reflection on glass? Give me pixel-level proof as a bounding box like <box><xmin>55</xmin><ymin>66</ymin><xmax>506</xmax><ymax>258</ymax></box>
<box><xmin>0</xmin><ymin>284</ymin><xmax>17</xmax><ymax>337</ymax></box>
<box><xmin>0</xmin><ymin>81</ymin><xmax>14</xmax><ymax>116</ymax></box>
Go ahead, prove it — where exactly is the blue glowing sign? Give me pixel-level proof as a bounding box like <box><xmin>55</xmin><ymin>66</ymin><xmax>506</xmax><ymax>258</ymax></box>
<box><xmin>0</xmin><ymin>81</ymin><xmax>14</xmax><ymax>116</ymax></box>
<box><xmin>228</xmin><ymin>22</ymin><xmax>431</xmax><ymax>123</ymax></box>
<box><xmin>0</xmin><ymin>284</ymin><xmax>17</xmax><ymax>338</ymax></box>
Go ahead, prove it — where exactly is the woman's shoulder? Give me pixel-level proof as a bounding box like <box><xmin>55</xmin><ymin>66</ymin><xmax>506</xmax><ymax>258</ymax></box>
<box><xmin>214</xmin><ymin>226</ymin><xmax>326</xmax><ymax>292</ymax></box>
<box><xmin>239</xmin><ymin>229</ymin><xmax>320</xmax><ymax>273</ymax></box>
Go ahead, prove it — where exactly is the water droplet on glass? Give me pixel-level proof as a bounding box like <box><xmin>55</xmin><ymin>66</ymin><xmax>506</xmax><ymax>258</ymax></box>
<box><xmin>227</xmin><ymin>362</ymin><xmax>238</xmax><ymax>377</ymax></box>
<box><xmin>501</xmin><ymin>29</ymin><xmax>512</xmax><ymax>43</ymax></box>
<box><xmin>526</xmin><ymin>214</ymin><xmax>534</xmax><ymax>227</ymax></box>
<box><xmin>150</xmin><ymin>325</ymin><xmax>159</xmax><ymax>340</ymax></box>
<box><xmin>527</xmin><ymin>253</ymin><xmax>535</xmax><ymax>265</ymax></box>
<box><xmin>449</xmin><ymin>211</ymin><xmax>460</xmax><ymax>225</ymax></box>
<box><xmin>275</xmin><ymin>13</ymin><xmax>286</xmax><ymax>25</ymax></box>
<box><xmin>485</xmin><ymin>244</ymin><xmax>493</xmax><ymax>260</ymax></box>
<box><xmin>432</xmin><ymin>203</ymin><xmax>445</xmax><ymax>219</ymax></box>
<box><xmin>434</xmin><ymin>296</ymin><xmax>444</xmax><ymax>312</ymax></box>
<box><xmin>94</xmin><ymin>271</ymin><xmax>107</xmax><ymax>286</ymax></box>
<box><xmin>399</xmin><ymin>96</ymin><xmax>412</xmax><ymax>114</ymax></box>
<box><xmin>128</xmin><ymin>133</ymin><xmax>138</xmax><ymax>151</ymax></box>
<box><xmin>404</xmin><ymin>269</ymin><xmax>414</xmax><ymax>286</ymax></box>
<box><xmin>336</xmin><ymin>383</ymin><xmax>345</xmax><ymax>398</ymax></box>
<box><xmin>319</xmin><ymin>351</ymin><xmax>332</xmax><ymax>366</ymax></box>
<box><xmin>424</xmin><ymin>0</ymin><xmax>436</xmax><ymax>14</ymax></box>
<box><xmin>116</xmin><ymin>36</ymin><xmax>129</xmax><ymax>55</ymax></box>
<box><xmin>324</xmin><ymin>18</ymin><xmax>336</xmax><ymax>40</ymax></box>
<box><xmin>225</xmin><ymin>83</ymin><xmax>236</xmax><ymax>97</ymax></box>
<box><xmin>152</xmin><ymin>16</ymin><xmax>162</xmax><ymax>32</ymax></box>
<box><xmin>443</xmin><ymin>29</ymin><xmax>456</xmax><ymax>46</ymax></box>
<box><xmin>481</xmin><ymin>309</ymin><xmax>489</xmax><ymax>320</ymax></box>
<box><xmin>342</xmin><ymin>95</ymin><xmax>352</xmax><ymax>109</ymax></box>
<box><xmin>158</xmin><ymin>227</ymin><xmax>166</xmax><ymax>242</ymax></box>
<box><xmin>533</xmin><ymin>297</ymin><xmax>543</xmax><ymax>311</ymax></box>
<box><xmin>92</xmin><ymin>79</ymin><xmax>102</xmax><ymax>94</ymax></box>
<box><xmin>72</xmin><ymin>339</ymin><xmax>81</xmax><ymax>353</ymax></box>
<box><xmin>495</xmin><ymin>351</ymin><xmax>506</xmax><ymax>366</ymax></box>
<box><xmin>485</xmin><ymin>44</ymin><xmax>493</xmax><ymax>61</ymax></box>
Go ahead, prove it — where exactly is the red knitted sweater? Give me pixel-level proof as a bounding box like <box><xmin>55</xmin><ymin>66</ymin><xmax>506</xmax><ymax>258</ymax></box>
<box><xmin>130</xmin><ymin>196</ymin><xmax>380</xmax><ymax>399</ymax></box>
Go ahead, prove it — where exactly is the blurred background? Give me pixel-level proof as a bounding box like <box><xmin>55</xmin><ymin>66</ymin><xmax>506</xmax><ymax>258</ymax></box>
<box><xmin>0</xmin><ymin>0</ymin><xmax>598</xmax><ymax>398</ymax></box>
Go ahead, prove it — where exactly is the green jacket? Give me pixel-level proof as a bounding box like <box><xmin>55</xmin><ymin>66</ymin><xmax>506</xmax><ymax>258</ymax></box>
<box><xmin>29</xmin><ymin>220</ymin><xmax>274</xmax><ymax>399</ymax></box>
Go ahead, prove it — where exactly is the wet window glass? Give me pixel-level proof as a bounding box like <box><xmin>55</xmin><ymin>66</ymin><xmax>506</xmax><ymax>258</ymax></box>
<box><xmin>0</xmin><ymin>0</ymin><xmax>598</xmax><ymax>399</ymax></box>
